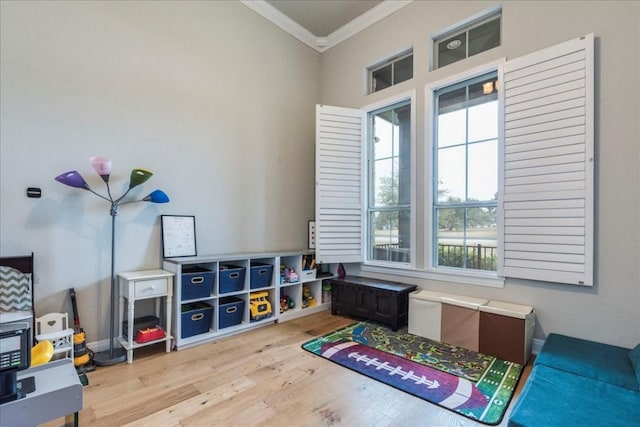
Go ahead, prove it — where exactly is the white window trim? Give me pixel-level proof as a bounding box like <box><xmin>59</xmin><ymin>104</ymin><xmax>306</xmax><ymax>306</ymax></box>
<box><xmin>364</xmin><ymin>45</ymin><xmax>413</xmax><ymax>95</ymax></box>
<box><xmin>424</xmin><ymin>59</ymin><xmax>506</xmax><ymax>285</ymax></box>
<box><xmin>361</xmin><ymin>263</ymin><xmax>505</xmax><ymax>288</ymax></box>
<box><xmin>430</xmin><ymin>4</ymin><xmax>502</xmax><ymax>70</ymax></box>
<box><xmin>361</xmin><ymin>89</ymin><xmax>417</xmax><ymax>269</ymax></box>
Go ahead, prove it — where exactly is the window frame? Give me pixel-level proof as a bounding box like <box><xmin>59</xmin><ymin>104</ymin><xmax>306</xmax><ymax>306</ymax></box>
<box><xmin>367</xmin><ymin>49</ymin><xmax>414</xmax><ymax>94</ymax></box>
<box><xmin>431</xmin><ymin>6</ymin><xmax>502</xmax><ymax>70</ymax></box>
<box><xmin>362</xmin><ymin>90</ymin><xmax>417</xmax><ymax>268</ymax></box>
<box><xmin>432</xmin><ymin>71</ymin><xmax>499</xmax><ymax>272</ymax></box>
<box><xmin>424</xmin><ymin>60</ymin><xmax>506</xmax><ymax>281</ymax></box>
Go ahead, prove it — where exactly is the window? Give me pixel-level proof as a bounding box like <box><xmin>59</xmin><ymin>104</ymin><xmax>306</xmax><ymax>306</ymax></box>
<box><xmin>317</xmin><ymin>34</ymin><xmax>593</xmax><ymax>287</ymax></box>
<box><xmin>369</xmin><ymin>51</ymin><xmax>413</xmax><ymax>94</ymax></box>
<box><xmin>368</xmin><ymin>100</ymin><xmax>412</xmax><ymax>263</ymax></box>
<box><xmin>433</xmin><ymin>72</ymin><xmax>498</xmax><ymax>271</ymax></box>
<box><xmin>434</xmin><ymin>12</ymin><xmax>501</xmax><ymax>69</ymax></box>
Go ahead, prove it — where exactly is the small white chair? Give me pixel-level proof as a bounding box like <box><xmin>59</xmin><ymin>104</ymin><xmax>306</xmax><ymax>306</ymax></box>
<box><xmin>35</xmin><ymin>312</ymin><xmax>74</xmax><ymax>361</ymax></box>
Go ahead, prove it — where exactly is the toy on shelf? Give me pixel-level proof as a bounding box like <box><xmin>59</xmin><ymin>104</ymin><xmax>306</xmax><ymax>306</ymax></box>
<box><xmin>250</xmin><ymin>291</ymin><xmax>273</xmax><ymax>321</ymax></box>
<box><xmin>302</xmin><ymin>286</ymin><xmax>316</xmax><ymax>308</ymax></box>
<box><xmin>280</xmin><ymin>265</ymin><xmax>299</xmax><ymax>283</ymax></box>
<box><xmin>322</xmin><ymin>283</ymin><xmax>332</xmax><ymax>304</ymax></box>
<box><xmin>135</xmin><ymin>326</ymin><xmax>166</xmax><ymax>344</ymax></box>
<box><xmin>279</xmin><ymin>294</ymin><xmax>296</xmax><ymax>313</ymax></box>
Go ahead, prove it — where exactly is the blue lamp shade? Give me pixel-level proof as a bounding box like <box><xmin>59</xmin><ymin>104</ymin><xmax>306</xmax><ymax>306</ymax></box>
<box><xmin>129</xmin><ymin>168</ymin><xmax>153</xmax><ymax>189</ymax></box>
<box><xmin>143</xmin><ymin>189</ymin><xmax>169</xmax><ymax>203</ymax></box>
<box><xmin>55</xmin><ymin>171</ymin><xmax>90</xmax><ymax>190</ymax></box>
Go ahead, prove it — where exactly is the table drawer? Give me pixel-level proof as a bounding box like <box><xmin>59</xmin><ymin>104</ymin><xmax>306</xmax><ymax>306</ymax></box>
<box><xmin>134</xmin><ymin>278</ymin><xmax>169</xmax><ymax>298</ymax></box>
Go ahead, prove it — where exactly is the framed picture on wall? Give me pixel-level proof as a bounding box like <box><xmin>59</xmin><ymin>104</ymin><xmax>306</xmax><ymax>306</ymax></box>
<box><xmin>308</xmin><ymin>220</ymin><xmax>316</xmax><ymax>249</ymax></box>
<box><xmin>161</xmin><ymin>215</ymin><xmax>197</xmax><ymax>258</ymax></box>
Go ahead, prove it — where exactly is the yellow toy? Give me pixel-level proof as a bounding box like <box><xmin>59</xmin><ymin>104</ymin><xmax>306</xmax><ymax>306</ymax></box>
<box><xmin>31</xmin><ymin>340</ymin><xmax>54</xmax><ymax>367</ymax></box>
<box><xmin>302</xmin><ymin>286</ymin><xmax>316</xmax><ymax>308</ymax></box>
<box><xmin>250</xmin><ymin>291</ymin><xmax>273</xmax><ymax>320</ymax></box>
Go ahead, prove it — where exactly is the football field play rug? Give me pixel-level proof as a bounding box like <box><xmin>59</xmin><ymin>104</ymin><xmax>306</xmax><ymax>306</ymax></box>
<box><xmin>302</xmin><ymin>321</ymin><xmax>523</xmax><ymax>425</ymax></box>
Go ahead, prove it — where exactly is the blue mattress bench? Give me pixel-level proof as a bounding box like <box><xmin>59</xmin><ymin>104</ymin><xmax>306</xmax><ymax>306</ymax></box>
<box><xmin>508</xmin><ymin>333</ymin><xmax>640</xmax><ymax>427</ymax></box>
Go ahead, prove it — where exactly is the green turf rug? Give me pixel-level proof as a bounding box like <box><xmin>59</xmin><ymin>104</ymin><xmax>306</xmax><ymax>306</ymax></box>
<box><xmin>302</xmin><ymin>321</ymin><xmax>523</xmax><ymax>425</ymax></box>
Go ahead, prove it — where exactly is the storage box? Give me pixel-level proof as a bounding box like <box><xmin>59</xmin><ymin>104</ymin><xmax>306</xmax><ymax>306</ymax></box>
<box><xmin>300</xmin><ymin>269</ymin><xmax>317</xmax><ymax>281</ymax></box>
<box><xmin>479</xmin><ymin>300</ymin><xmax>535</xmax><ymax>364</ymax></box>
<box><xmin>181</xmin><ymin>266</ymin><xmax>214</xmax><ymax>300</ymax></box>
<box><xmin>123</xmin><ymin>315</ymin><xmax>160</xmax><ymax>337</ymax></box>
<box><xmin>249</xmin><ymin>262</ymin><xmax>273</xmax><ymax>289</ymax></box>
<box><xmin>219</xmin><ymin>265</ymin><xmax>246</xmax><ymax>293</ymax></box>
<box><xmin>440</xmin><ymin>295</ymin><xmax>488</xmax><ymax>351</ymax></box>
<box><xmin>181</xmin><ymin>302</ymin><xmax>213</xmax><ymax>338</ymax></box>
<box><xmin>218</xmin><ymin>296</ymin><xmax>245</xmax><ymax>329</ymax></box>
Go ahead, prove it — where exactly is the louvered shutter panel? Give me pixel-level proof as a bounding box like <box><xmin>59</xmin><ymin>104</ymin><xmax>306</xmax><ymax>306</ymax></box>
<box><xmin>499</xmin><ymin>34</ymin><xmax>594</xmax><ymax>286</ymax></box>
<box><xmin>315</xmin><ymin>105</ymin><xmax>366</xmax><ymax>264</ymax></box>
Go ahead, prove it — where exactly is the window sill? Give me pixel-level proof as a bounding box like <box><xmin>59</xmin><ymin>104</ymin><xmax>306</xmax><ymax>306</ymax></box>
<box><xmin>360</xmin><ymin>263</ymin><xmax>505</xmax><ymax>288</ymax></box>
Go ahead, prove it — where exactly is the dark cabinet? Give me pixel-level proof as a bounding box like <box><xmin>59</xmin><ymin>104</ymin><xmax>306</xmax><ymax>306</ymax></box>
<box><xmin>330</xmin><ymin>276</ymin><xmax>416</xmax><ymax>331</ymax></box>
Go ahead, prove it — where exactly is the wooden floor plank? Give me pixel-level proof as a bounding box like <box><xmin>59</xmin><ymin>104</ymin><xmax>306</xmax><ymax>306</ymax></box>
<box><xmin>40</xmin><ymin>310</ymin><xmax>529</xmax><ymax>426</ymax></box>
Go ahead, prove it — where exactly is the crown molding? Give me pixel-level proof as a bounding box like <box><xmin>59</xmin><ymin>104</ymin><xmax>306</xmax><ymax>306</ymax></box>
<box><xmin>240</xmin><ymin>0</ymin><xmax>414</xmax><ymax>53</ymax></box>
<box><xmin>323</xmin><ymin>0</ymin><xmax>413</xmax><ymax>52</ymax></box>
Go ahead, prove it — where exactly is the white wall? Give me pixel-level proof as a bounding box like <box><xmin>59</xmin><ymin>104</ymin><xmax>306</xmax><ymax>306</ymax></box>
<box><xmin>2</xmin><ymin>0</ymin><xmax>639</xmax><ymax>350</ymax></box>
<box><xmin>0</xmin><ymin>1</ymin><xmax>320</xmax><ymax>343</ymax></box>
<box><xmin>319</xmin><ymin>1</ymin><xmax>640</xmax><ymax>348</ymax></box>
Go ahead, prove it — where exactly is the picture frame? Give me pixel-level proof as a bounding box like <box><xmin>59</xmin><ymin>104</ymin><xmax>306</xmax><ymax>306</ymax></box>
<box><xmin>161</xmin><ymin>215</ymin><xmax>197</xmax><ymax>258</ymax></box>
<box><xmin>308</xmin><ymin>220</ymin><xmax>316</xmax><ymax>249</ymax></box>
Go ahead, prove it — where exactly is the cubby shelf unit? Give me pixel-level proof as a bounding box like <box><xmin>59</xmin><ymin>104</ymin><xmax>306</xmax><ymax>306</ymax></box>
<box><xmin>163</xmin><ymin>251</ymin><xmax>335</xmax><ymax>350</ymax></box>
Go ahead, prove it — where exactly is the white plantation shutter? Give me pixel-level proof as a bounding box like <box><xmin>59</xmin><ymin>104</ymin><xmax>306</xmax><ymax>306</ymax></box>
<box><xmin>499</xmin><ymin>34</ymin><xmax>594</xmax><ymax>286</ymax></box>
<box><xmin>315</xmin><ymin>105</ymin><xmax>366</xmax><ymax>263</ymax></box>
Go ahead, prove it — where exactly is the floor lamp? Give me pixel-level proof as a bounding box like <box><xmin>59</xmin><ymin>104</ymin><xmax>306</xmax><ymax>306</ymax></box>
<box><xmin>55</xmin><ymin>157</ymin><xmax>169</xmax><ymax>366</ymax></box>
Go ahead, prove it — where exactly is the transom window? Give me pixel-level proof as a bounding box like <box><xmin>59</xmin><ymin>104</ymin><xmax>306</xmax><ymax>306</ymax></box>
<box><xmin>367</xmin><ymin>100</ymin><xmax>412</xmax><ymax>263</ymax></box>
<box><xmin>434</xmin><ymin>12</ymin><xmax>501</xmax><ymax>69</ymax></box>
<box><xmin>433</xmin><ymin>72</ymin><xmax>498</xmax><ymax>271</ymax></box>
<box><xmin>369</xmin><ymin>51</ymin><xmax>413</xmax><ymax>94</ymax></box>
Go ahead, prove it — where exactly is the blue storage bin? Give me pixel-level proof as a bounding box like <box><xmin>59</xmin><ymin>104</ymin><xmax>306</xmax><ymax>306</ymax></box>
<box><xmin>181</xmin><ymin>266</ymin><xmax>214</xmax><ymax>300</ymax></box>
<box><xmin>181</xmin><ymin>302</ymin><xmax>213</xmax><ymax>338</ymax></box>
<box><xmin>219</xmin><ymin>296</ymin><xmax>245</xmax><ymax>329</ymax></box>
<box><xmin>250</xmin><ymin>262</ymin><xmax>273</xmax><ymax>289</ymax></box>
<box><xmin>219</xmin><ymin>265</ymin><xmax>245</xmax><ymax>294</ymax></box>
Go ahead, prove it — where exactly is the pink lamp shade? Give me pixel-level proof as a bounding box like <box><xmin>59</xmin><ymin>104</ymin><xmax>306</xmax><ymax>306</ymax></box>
<box><xmin>54</xmin><ymin>170</ymin><xmax>90</xmax><ymax>190</ymax></box>
<box><xmin>143</xmin><ymin>189</ymin><xmax>169</xmax><ymax>203</ymax></box>
<box><xmin>90</xmin><ymin>156</ymin><xmax>112</xmax><ymax>182</ymax></box>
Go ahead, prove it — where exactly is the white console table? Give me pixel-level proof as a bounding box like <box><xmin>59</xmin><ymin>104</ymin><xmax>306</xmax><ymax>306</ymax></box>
<box><xmin>118</xmin><ymin>269</ymin><xmax>174</xmax><ymax>363</ymax></box>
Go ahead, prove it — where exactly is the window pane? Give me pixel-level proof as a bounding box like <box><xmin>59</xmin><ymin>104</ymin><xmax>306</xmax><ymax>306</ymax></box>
<box><xmin>436</xmin><ymin>207</ymin><xmax>497</xmax><ymax>270</ymax></box>
<box><xmin>437</xmin><ymin>109</ymin><xmax>466</xmax><ymax>148</ymax></box>
<box><xmin>372</xmin><ymin>64</ymin><xmax>392</xmax><ymax>92</ymax></box>
<box><xmin>468</xmin><ymin>100</ymin><xmax>498</xmax><ymax>143</ymax></box>
<box><xmin>373</xmin><ymin>158</ymin><xmax>395</xmax><ymax>206</ymax></box>
<box><xmin>370</xmin><ymin>210</ymin><xmax>410</xmax><ymax>263</ymax></box>
<box><xmin>373</xmin><ymin>114</ymin><xmax>394</xmax><ymax>160</ymax></box>
<box><xmin>438</xmin><ymin>33</ymin><xmax>466</xmax><ymax>68</ymax></box>
<box><xmin>437</xmin><ymin>145</ymin><xmax>466</xmax><ymax>202</ymax></box>
<box><xmin>436</xmin><ymin>208</ymin><xmax>465</xmax><ymax>267</ymax></box>
<box><xmin>468</xmin><ymin>17</ymin><xmax>500</xmax><ymax>57</ymax></box>
<box><xmin>465</xmin><ymin>208</ymin><xmax>497</xmax><ymax>271</ymax></box>
<box><xmin>468</xmin><ymin>140</ymin><xmax>497</xmax><ymax>201</ymax></box>
<box><xmin>394</xmin><ymin>55</ymin><xmax>413</xmax><ymax>84</ymax></box>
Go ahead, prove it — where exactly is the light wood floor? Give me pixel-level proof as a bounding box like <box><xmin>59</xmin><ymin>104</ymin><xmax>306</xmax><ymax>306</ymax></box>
<box><xmin>44</xmin><ymin>311</ymin><xmax>531</xmax><ymax>427</ymax></box>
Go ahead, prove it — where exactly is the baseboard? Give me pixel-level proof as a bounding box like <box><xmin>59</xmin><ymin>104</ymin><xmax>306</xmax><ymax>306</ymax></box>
<box><xmin>87</xmin><ymin>338</ymin><xmax>110</xmax><ymax>353</ymax></box>
<box><xmin>532</xmin><ymin>338</ymin><xmax>544</xmax><ymax>355</ymax></box>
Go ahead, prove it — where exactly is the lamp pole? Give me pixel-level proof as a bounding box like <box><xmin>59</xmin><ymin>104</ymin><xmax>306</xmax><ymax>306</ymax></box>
<box><xmin>55</xmin><ymin>159</ymin><xmax>169</xmax><ymax>367</ymax></box>
<box><xmin>92</xmin><ymin>203</ymin><xmax>126</xmax><ymax>365</ymax></box>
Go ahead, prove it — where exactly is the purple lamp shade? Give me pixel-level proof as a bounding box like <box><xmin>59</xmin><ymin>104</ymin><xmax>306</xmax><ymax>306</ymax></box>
<box><xmin>143</xmin><ymin>189</ymin><xmax>169</xmax><ymax>203</ymax></box>
<box><xmin>90</xmin><ymin>156</ymin><xmax>112</xmax><ymax>182</ymax></box>
<box><xmin>55</xmin><ymin>171</ymin><xmax>90</xmax><ymax>190</ymax></box>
